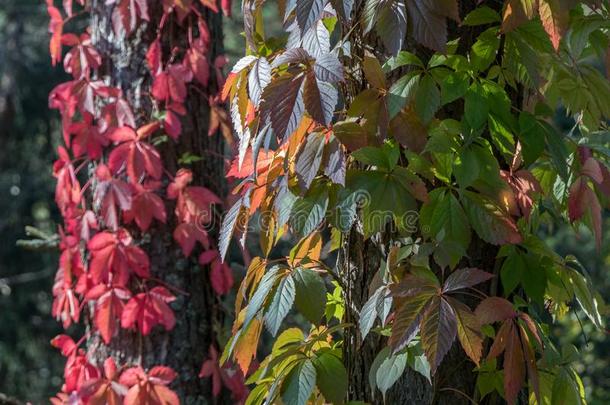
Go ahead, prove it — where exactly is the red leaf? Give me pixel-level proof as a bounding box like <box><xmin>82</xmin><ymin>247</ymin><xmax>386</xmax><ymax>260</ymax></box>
<box><xmin>121</xmin><ymin>287</ymin><xmax>176</xmax><ymax>335</ymax></box>
<box><xmin>94</xmin><ymin>164</ymin><xmax>133</xmax><ymax>230</ymax></box>
<box><xmin>67</xmin><ymin>112</ymin><xmax>108</xmax><ymax>159</ymax></box>
<box><xmin>47</xmin><ymin>1</ymin><xmax>64</xmax><ymax>66</ymax></box>
<box><xmin>152</xmin><ymin>63</ymin><xmax>193</xmax><ymax>103</ymax></box>
<box><xmin>146</xmin><ymin>39</ymin><xmax>163</xmax><ymax>74</ymax></box>
<box><xmin>568</xmin><ymin>176</ymin><xmax>602</xmax><ymax>249</ymax></box>
<box><xmin>500</xmin><ymin>169</ymin><xmax>541</xmax><ymax>220</ymax></box>
<box><xmin>87</xmin><ymin>229</ymin><xmax>150</xmax><ymax>286</ymax></box>
<box><xmin>199</xmin><ymin>345</ymin><xmax>223</xmax><ymax>397</ymax></box>
<box><xmin>120</xmin><ymin>366</ymin><xmax>179</xmax><ymax>405</ymax></box>
<box><xmin>63</xmin><ymin>33</ymin><xmax>102</xmax><ymax>79</ymax></box>
<box><xmin>51</xmin><ymin>334</ymin><xmax>77</xmax><ymax>357</ymax></box>
<box><xmin>110</xmin><ymin>0</ymin><xmax>150</xmax><ymax>36</ymax></box>
<box><xmin>108</xmin><ymin>125</ymin><xmax>163</xmax><ymax>183</ymax></box>
<box><xmin>173</xmin><ymin>222</ymin><xmax>210</xmax><ymax>257</ymax></box>
<box><xmin>86</xmin><ymin>285</ymin><xmax>132</xmax><ymax>344</ymax></box>
<box><xmin>53</xmin><ymin>146</ymin><xmax>82</xmax><ymax>213</ymax></box>
<box><xmin>475</xmin><ymin>296</ymin><xmax>517</xmax><ymax>324</ymax></box>
<box><xmin>208</xmin><ymin>254</ymin><xmax>234</xmax><ymax>295</ymax></box>
<box><xmin>503</xmin><ymin>322</ymin><xmax>525</xmax><ymax>405</ymax></box>
<box><xmin>123</xmin><ymin>181</ymin><xmax>167</xmax><ymax>231</ymax></box>
<box><xmin>442</xmin><ymin>268</ymin><xmax>493</xmax><ymax>293</ymax></box>
<box><xmin>79</xmin><ymin>357</ymin><xmax>125</xmax><ymax>404</ymax></box>
<box><xmin>226</xmin><ymin>147</ymin><xmax>275</xmax><ymax>179</ymax></box>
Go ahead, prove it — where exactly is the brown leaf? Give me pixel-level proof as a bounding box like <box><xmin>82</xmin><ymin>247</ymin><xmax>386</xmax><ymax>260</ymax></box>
<box><xmin>504</xmin><ymin>322</ymin><xmax>525</xmax><ymax>405</ymax></box>
<box><xmin>420</xmin><ymin>296</ymin><xmax>458</xmax><ymax>373</ymax></box>
<box><xmin>446</xmin><ymin>297</ymin><xmax>483</xmax><ymax>366</ymax></box>
<box><xmin>476</xmin><ymin>296</ymin><xmax>517</xmax><ymax>325</ymax></box>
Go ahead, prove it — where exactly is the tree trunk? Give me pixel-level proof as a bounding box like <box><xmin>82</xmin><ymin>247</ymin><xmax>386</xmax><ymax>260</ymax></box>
<box><xmin>339</xmin><ymin>1</ymin><xmax>506</xmax><ymax>404</ymax></box>
<box><xmin>86</xmin><ymin>2</ymin><xmax>226</xmax><ymax>401</ymax></box>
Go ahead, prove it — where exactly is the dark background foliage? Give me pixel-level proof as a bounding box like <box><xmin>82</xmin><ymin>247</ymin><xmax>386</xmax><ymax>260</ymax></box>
<box><xmin>0</xmin><ymin>1</ymin><xmax>606</xmax><ymax>403</ymax></box>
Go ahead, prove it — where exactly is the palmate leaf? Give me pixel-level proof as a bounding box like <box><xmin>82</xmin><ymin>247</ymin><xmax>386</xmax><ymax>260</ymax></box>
<box><xmin>282</xmin><ymin>359</ymin><xmax>316</xmax><ymax>405</ymax></box>
<box><xmin>446</xmin><ymin>297</ymin><xmax>483</xmax><ymax>366</ymax></box>
<box><xmin>296</xmin><ymin>0</ymin><xmax>328</xmax><ymax>34</ymax></box>
<box><xmin>375</xmin><ymin>0</ymin><xmax>407</xmax><ymax>56</ymax></box>
<box><xmin>261</xmin><ymin>74</ymin><xmax>305</xmax><ymax>140</ymax></box>
<box><xmin>461</xmin><ymin>190</ymin><xmax>522</xmax><ymax>245</ymax></box>
<box><xmin>420</xmin><ymin>296</ymin><xmax>457</xmax><ymax>374</ymax></box>
<box><xmin>295</xmin><ymin>132</ymin><xmax>326</xmax><ymax>190</ymax></box>
<box><xmin>303</xmin><ymin>72</ymin><xmax>338</xmax><ymax>126</ymax></box>
<box><xmin>476</xmin><ymin>297</ymin><xmax>542</xmax><ymax>405</ymax></box>
<box><xmin>264</xmin><ymin>274</ymin><xmax>296</xmax><ymax>337</ymax></box>
<box><xmin>313</xmin><ymin>351</ymin><xmax>348</xmax><ymax>404</ymax></box>
<box><xmin>301</xmin><ymin>21</ymin><xmax>331</xmax><ymax>58</ymax></box>
<box><xmin>406</xmin><ymin>0</ymin><xmax>458</xmax><ymax>52</ymax></box>
<box><xmin>330</xmin><ymin>0</ymin><xmax>354</xmax><ymax>22</ymax></box>
<box><xmin>248</xmin><ymin>57</ymin><xmax>272</xmax><ymax>107</ymax></box>
<box><xmin>293</xmin><ymin>268</ymin><xmax>327</xmax><ymax>324</ymax></box>
<box><xmin>389</xmin><ymin>292</ymin><xmax>433</xmax><ymax>352</ymax></box>
<box><xmin>313</xmin><ymin>53</ymin><xmax>344</xmax><ymax>83</ymax></box>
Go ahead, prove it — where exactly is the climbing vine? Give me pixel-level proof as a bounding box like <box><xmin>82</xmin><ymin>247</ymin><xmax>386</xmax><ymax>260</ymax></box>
<box><xmin>45</xmin><ymin>0</ymin><xmax>242</xmax><ymax>403</ymax></box>
<box><xmin>220</xmin><ymin>1</ymin><xmax>609</xmax><ymax>404</ymax></box>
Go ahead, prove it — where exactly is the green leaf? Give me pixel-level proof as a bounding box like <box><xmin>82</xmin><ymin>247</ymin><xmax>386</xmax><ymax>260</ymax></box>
<box><xmin>359</xmin><ymin>286</ymin><xmax>391</xmax><ymax>339</ymax></box>
<box><xmin>521</xmin><ymin>254</ymin><xmax>547</xmax><ymax>304</ymax></box>
<box><xmin>264</xmin><ymin>275</ymin><xmax>296</xmax><ymax>337</ymax></box>
<box><xmin>564</xmin><ymin>266</ymin><xmax>604</xmax><ymax>328</ymax></box>
<box><xmin>333</xmin><ymin>120</ymin><xmax>377</xmax><ymax>151</ymax></box>
<box><xmin>384</xmin><ymin>51</ymin><xmax>425</xmax><ymax>70</ymax></box>
<box><xmin>313</xmin><ymin>352</ymin><xmax>348</xmax><ymax>404</ymax></box>
<box><xmin>500</xmin><ymin>248</ymin><xmax>524</xmax><ymax>296</ymax></box>
<box><xmin>282</xmin><ymin>359</ymin><xmax>317</xmax><ymax>405</ymax></box>
<box><xmin>415</xmin><ymin>75</ymin><xmax>440</xmax><ymax>123</ymax></box>
<box><xmin>420</xmin><ymin>188</ymin><xmax>471</xmax><ymax>258</ymax></box>
<box><xmin>345</xmin><ymin>169</ymin><xmax>418</xmax><ymax>236</ymax></box>
<box><xmin>388</xmin><ymin>73</ymin><xmax>420</xmax><ymax>118</ymax></box>
<box><xmin>464</xmin><ymin>82</ymin><xmax>489</xmax><ymax>132</ymax></box>
<box><xmin>488</xmin><ymin>114</ymin><xmax>515</xmax><ymax>159</ymax></box>
<box><xmin>462</xmin><ymin>6</ymin><xmax>500</xmax><ymax>26</ymax></box>
<box><xmin>470</xmin><ymin>28</ymin><xmax>500</xmax><ymax>72</ymax></box>
<box><xmin>552</xmin><ymin>368</ymin><xmax>585</xmax><ymax>405</ymax></box>
<box><xmin>406</xmin><ymin>341</ymin><xmax>432</xmax><ymax>383</ymax></box>
<box><xmin>519</xmin><ymin>111</ymin><xmax>544</xmax><ymax>166</ymax></box>
<box><xmin>351</xmin><ymin>142</ymin><xmax>400</xmax><ymax>170</ymax></box>
<box><xmin>453</xmin><ymin>146</ymin><xmax>481</xmax><ymax>188</ymax></box>
<box><xmin>245</xmin><ymin>266</ymin><xmax>283</xmax><ymax>328</ymax></box>
<box><xmin>362</xmin><ymin>53</ymin><xmax>386</xmax><ymax>89</ymax></box>
<box><xmin>440</xmin><ymin>71</ymin><xmax>469</xmax><ymax>105</ymax></box>
<box><xmin>290</xmin><ymin>182</ymin><xmax>329</xmax><ymax>237</ymax></box>
<box><xmin>375</xmin><ymin>349</ymin><xmax>409</xmax><ymax>399</ymax></box>
<box><xmin>461</xmin><ymin>191</ymin><xmax>522</xmax><ymax>245</ymax></box>
<box><xmin>293</xmin><ymin>268</ymin><xmax>327</xmax><ymax>325</ymax></box>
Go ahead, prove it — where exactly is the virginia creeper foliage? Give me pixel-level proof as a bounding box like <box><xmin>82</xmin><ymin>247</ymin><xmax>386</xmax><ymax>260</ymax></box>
<box><xmin>220</xmin><ymin>1</ymin><xmax>610</xmax><ymax>404</ymax></box>
<box><xmin>46</xmin><ymin>0</ymin><xmax>241</xmax><ymax>403</ymax></box>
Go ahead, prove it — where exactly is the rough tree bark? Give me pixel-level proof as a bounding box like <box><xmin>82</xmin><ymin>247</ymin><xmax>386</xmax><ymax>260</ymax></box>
<box><xmin>85</xmin><ymin>2</ymin><xmax>226</xmax><ymax>402</ymax></box>
<box><xmin>339</xmin><ymin>1</ymin><xmax>508</xmax><ymax>404</ymax></box>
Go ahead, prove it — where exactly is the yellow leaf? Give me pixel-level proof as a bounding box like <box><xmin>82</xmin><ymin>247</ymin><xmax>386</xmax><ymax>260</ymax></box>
<box><xmin>288</xmin><ymin>232</ymin><xmax>322</xmax><ymax>267</ymax></box>
<box><xmin>234</xmin><ymin>318</ymin><xmax>263</xmax><ymax>374</ymax></box>
<box><xmin>539</xmin><ymin>0</ymin><xmax>567</xmax><ymax>51</ymax></box>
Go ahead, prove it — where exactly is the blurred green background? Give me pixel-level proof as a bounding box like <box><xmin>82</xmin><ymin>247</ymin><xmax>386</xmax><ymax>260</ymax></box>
<box><xmin>0</xmin><ymin>1</ymin><xmax>607</xmax><ymax>403</ymax></box>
